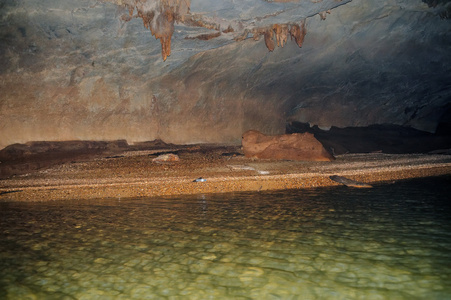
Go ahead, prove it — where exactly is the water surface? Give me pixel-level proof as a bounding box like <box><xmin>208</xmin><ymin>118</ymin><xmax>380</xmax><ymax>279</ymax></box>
<box><xmin>1</xmin><ymin>176</ymin><xmax>450</xmax><ymax>299</ymax></box>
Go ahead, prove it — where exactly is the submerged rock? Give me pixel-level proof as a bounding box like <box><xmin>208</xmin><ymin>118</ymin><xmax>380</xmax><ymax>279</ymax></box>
<box><xmin>330</xmin><ymin>175</ymin><xmax>373</xmax><ymax>188</ymax></box>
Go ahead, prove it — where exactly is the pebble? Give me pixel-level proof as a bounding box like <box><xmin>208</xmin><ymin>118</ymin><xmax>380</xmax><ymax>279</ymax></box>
<box><xmin>151</xmin><ymin>153</ymin><xmax>180</xmax><ymax>163</ymax></box>
<box><xmin>1</xmin><ymin>186</ymin><xmax>450</xmax><ymax>299</ymax></box>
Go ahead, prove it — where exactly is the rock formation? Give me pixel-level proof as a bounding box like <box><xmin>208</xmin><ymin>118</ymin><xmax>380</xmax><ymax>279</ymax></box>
<box><xmin>0</xmin><ymin>0</ymin><xmax>450</xmax><ymax>150</ymax></box>
<box><xmin>119</xmin><ymin>0</ymin><xmax>191</xmax><ymax>61</ymax></box>
<box><xmin>152</xmin><ymin>153</ymin><xmax>180</xmax><ymax>162</ymax></box>
<box><xmin>286</xmin><ymin>122</ymin><xmax>451</xmax><ymax>155</ymax></box>
<box><xmin>329</xmin><ymin>175</ymin><xmax>373</xmax><ymax>188</ymax></box>
<box><xmin>241</xmin><ymin>130</ymin><xmax>335</xmax><ymax>161</ymax></box>
<box><xmin>254</xmin><ymin>22</ymin><xmax>307</xmax><ymax>52</ymax></box>
<box><xmin>290</xmin><ymin>20</ymin><xmax>307</xmax><ymax>47</ymax></box>
<box><xmin>0</xmin><ymin>140</ymin><xmax>129</xmax><ymax>179</ymax></box>
<box><xmin>114</xmin><ymin>0</ymin><xmax>323</xmax><ymax>58</ymax></box>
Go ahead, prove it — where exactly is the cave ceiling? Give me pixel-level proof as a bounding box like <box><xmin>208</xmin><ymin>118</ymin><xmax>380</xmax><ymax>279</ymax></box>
<box><xmin>0</xmin><ymin>0</ymin><xmax>450</xmax><ymax>148</ymax></box>
<box><xmin>106</xmin><ymin>0</ymin><xmax>351</xmax><ymax>60</ymax></box>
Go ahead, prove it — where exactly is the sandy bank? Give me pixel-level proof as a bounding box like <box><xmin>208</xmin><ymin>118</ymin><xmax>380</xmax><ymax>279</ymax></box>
<box><xmin>1</xmin><ymin>146</ymin><xmax>450</xmax><ymax>202</ymax></box>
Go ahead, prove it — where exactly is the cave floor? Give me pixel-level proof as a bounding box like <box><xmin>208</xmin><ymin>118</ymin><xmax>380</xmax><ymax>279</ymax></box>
<box><xmin>1</xmin><ymin>145</ymin><xmax>451</xmax><ymax>202</ymax></box>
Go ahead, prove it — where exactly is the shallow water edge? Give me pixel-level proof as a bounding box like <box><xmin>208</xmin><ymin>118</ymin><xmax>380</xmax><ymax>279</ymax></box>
<box><xmin>1</xmin><ymin>175</ymin><xmax>450</xmax><ymax>299</ymax></box>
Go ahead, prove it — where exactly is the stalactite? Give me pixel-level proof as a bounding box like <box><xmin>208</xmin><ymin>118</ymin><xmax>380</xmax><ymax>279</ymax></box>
<box><xmin>273</xmin><ymin>24</ymin><xmax>289</xmax><ymax>47</ymax></box>
<box><xmin>152</xmin><ymin>5</ymin><xmax>175</xmax><ymax>61</ymax></box>
<box><xmin>290</xmin><ymin>19</ymin><xmax>307</xmax><ymax>48</ymax></box>
<box><xmin>264</xmin><ymin>28</ymin><xmax>275</xmax><ymax>52</ymax></box>
<box><xmin>319</xmin><ymin>10</ymin><xmax>331</xmax><ymax>20</ymax></box>
<box><xmin>255</xmin><ymin>21</ymin><xmax>307</xmax><ymax>52</ymax></box>
<box><xmin>118</xmin><ymin>0</ymin><xmax>316</xmax><ymax>58</ymax></box>
<box><xmin>123</xmin><ymin>0</ymin><xmax>190</xmax><ymax>61</ymax></box>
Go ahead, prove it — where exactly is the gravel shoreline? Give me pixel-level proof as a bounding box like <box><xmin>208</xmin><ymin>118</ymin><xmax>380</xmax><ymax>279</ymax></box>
<box><xmin>1</xmin><ymin>150</ymin><xmax>450</xmax><ymax>202</ymax></box>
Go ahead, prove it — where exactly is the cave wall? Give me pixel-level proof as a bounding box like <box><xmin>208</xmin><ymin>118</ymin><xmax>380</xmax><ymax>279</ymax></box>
<box><xmin>284</xmin><ymin>0</ymin><xmax>451</xmax><ymax>132</ymax></box>
<box><xmin>0</xmin><ymin>0</ymin><xmax>450</xmax><ymax>149</ymax></box>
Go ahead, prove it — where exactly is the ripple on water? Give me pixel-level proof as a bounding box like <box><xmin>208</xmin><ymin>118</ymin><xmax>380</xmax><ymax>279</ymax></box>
<box><xmin>0</xmin><ymin>176</ymin><xmax>451</xmax><ymax>299</ymax></box>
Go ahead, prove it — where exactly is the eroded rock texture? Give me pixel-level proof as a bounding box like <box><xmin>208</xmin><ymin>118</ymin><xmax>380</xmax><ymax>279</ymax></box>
<box><xmin>114</xmin><ymin>0</ymin><xmax>315</xmax><ymax>57</ymax></box>
<box><xmin>242</xmin><ymin>130</ymin><xmax>335</xmax><ymax>161</ymax></box>
<box><xmin>119</xmin><ymin>0</ymin><xmax>191</xmax><ymax>60</ymax></box>
<box><xmin>0</xmin><ymin>0</ymin><xmax>450</xmax><ymax>150</ymax></box>
<box><xmin>251</xmin><ymin>22</ymin><xmax>307</xmax><ymax>52</ymax></box>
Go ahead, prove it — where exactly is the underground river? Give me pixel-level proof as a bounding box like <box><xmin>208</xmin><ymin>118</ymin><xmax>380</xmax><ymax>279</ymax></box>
<box><xmin>1</xmin><ymin>176</ymin><xmax>450</xmax><ymax>299</ymax></box>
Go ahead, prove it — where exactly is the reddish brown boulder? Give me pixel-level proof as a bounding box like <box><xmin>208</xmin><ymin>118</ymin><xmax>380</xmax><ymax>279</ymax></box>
<box><xmin>242</xmin><ymin>130</ymin><xmax>334</xmax><ymax>161</ymax></box>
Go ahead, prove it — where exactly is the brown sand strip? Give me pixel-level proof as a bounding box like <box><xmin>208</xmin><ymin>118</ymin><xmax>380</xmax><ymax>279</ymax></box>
<box><xmin>0</xmin><ymin>153</ymin><xmax>450</xmax><ymax>202</ymax></box>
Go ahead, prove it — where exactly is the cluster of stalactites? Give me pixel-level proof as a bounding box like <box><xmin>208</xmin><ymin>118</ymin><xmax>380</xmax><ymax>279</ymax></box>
<box><xmin>245</xmin><ymin>20</ymin><xmax>307</xmax><ymax>52</ymax></box>
<box><xmin>124</xmin><ymin>0</ymin><xmax>190</xmax><ymax>61</ymax></box>
<box><xmin>120</xmin><ymin>0</ymin><xmax>308</xmax><ymax>59</ymax></box>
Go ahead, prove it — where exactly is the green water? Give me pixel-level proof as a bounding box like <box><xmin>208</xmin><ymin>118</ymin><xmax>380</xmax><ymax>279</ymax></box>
<box><xmin>1</xmin><ymin>176</ymin><xmax>450</xmax><ymax>299</ymax></box>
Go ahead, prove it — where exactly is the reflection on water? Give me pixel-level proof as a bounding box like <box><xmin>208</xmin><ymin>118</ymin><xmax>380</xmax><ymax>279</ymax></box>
<box><xmin>1</xmin><ymin>176</ymin><xmax>450</xmax><ymax>299</ymax></box>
